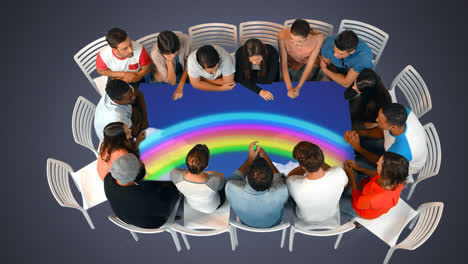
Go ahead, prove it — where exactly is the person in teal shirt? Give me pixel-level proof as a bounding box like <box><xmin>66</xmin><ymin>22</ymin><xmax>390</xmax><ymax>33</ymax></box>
<box><xmin>319</xmin><ymin>30</ymin><xmax>373</xmax><ymax>99</ymax></box>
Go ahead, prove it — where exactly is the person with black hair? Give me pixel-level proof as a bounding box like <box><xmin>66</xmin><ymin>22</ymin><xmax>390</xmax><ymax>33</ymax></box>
<box><xmin>187</xmin><ymin>45</ymin><xmax>236</xmax><ymax>91</ymax></box>
<box><xmin>348</xmin><ymin>69</ymin><xmax>392</xmax><ymax>128</ymax></box>
<box><xmin>235</xmin><ymin>38</ymin><xmax>279</xmax><ymax>100</ymax></box>
<box><xmin>170</xmin><ymin>144</ymin><xmax>226</xmax><ymax>213</ymax></box>
<box><xmin>96</xmin><ymin>27</ymin><xmax>151</xmax><ymax>86</ymax></box>
<box><xmin>94</xmin><ymin>79</ymin><xmax>148</xmax><ymax>142</ymax></box>
<box><xmin>97</xmin><ymin>122</ymin><xmax>146</xmax><ymax>181</ymax></box>
<box><xmin>150</xmin><ymin>31</ymin><xmax>193</xmax><ymax>100</ymax></box>
<box><xmin>344</xmin><ymin>103</ymin><xmax>427</xmax><ymax>174</ymax></box>
<box><xmin>286</xmin><ymin>141</ymin><xmax>348</xmax><ymax>226</ymax></box>
<box><xmin>339</xmin><ymin>152</ymin><xmax>409</xmax><ymax>220</ymax></box>
<box><xmin>226</xmin><ymin>141</ymin><xmax>288</xmax><ymax>228</ymax></box>
<box><xmin>319</xmin><ymin>30</ymin><xmax>373</xmax><ymax>89</ymax></box>
<box><xmin>278</xmin><ymin>19</ymin><xmax>325</xmax><ymax>98</ymax></box>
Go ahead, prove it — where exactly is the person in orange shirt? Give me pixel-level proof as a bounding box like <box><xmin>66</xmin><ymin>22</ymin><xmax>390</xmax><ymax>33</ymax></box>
<box><xmin>339</xmin><ymin>152</ymin><xmax>409</xmax><ymax>221</ymax></box>
<box><xmin>97</xmin><ymin>122</ymin><xmax>146</xmax><ymax>181</ymax></box>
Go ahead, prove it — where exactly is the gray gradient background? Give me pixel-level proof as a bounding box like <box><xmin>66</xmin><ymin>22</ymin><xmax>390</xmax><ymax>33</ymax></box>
<box><xmin>5</xmin><ymin>0</ymin><xmax>466</xmax><ymax>263</ymax></box>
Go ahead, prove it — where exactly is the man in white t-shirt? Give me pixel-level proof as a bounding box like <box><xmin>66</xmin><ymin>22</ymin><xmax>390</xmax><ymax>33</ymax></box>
<box><xmin>344</xmin><ymin>103</ymin><xmax>427</xmax><ymax>174</ymax></box>
<box><xmin>286</xmin><ymin>141</ymin><xmax>348</xmax><ymax>227</ymax></box>
<box><xmin>187</xmin><ymin>45</ymin><xmax>236</xmax><ymax>91</ymax></box>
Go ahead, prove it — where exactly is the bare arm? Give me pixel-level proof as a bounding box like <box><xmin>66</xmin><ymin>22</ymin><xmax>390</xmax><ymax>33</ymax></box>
<box><xmin>166</xmin><ymin>59</ymin><xmax>177</xmax><ymax>85</ymax></box>
<box><xmin>173</xmin><ymin>69</ymin><xmax>188</xmax><ymax>100</ymax></box>
<box><xmin>189</xmin><ymin>76</ymin><xmax>234</xmax><ymax>91</ymax></box>
<box><xmin>258</xmin><ymin>148</ymin><xmax>279</xmax><ymax>174</ymax></box>
<box><xmin>287</xmin><ymin>166</ymin><xmax>305</xmax><ymax>178</ymax></box>
<box><xmin>357</xmin><ymin>126</ymin><xmax>384</xmax><ymax>138</ymax></box>
<box><xmin>296</xmin><ymin>35</ymin><xmax>324</xmax><ymax>91</ymax></box>
<box><xmin>320</xmin><ymin>63</ymin><xmax>359</xmax><ymax>88</ymax></box>
<box><xmin>278</xmin><ymin>36</ymin><xmax>293</xmax><ymax>92</ymax></box>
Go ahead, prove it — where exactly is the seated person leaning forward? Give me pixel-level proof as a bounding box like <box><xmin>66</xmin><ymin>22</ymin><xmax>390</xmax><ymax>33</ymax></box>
<box><xmin>319</xmin><ymin>30</ymin><xmax>373</xmax><ymax>99</ymax></box>
<box><xmin>94</xmin><ymin>79</ymin><xmax>149</xmax><ymax>141</ymax></box>
<box><xmin>235</xmin><ymin>38</ymin><xmax>279</xmax><ymax>101</ymax></box>
<box><xmin>287</xmin><ymin>141</ymin><xmax>348</xmax><ymax>227</ymax></box>
<box><xmin>104</xmin><ymin>153</ymin><xmax>179</xmax><ymax>228</ymax></box>
<box><xmin>339</xmin><ymin>152</ymin><xmax>409</xmax><ymax>221</ymax></box>
<box><xmin>170</xmin><ymin>144</ymin><xmax>225</xmax><ymax>214</ymax></box>
<box><xmin>97</xmin><ymin>122</ymin><xmax>146</xmax><ymax>181</ymax></box>
<box><xmin>187</xmin><ymin>45</ymin><xmax>236</xmax><ymax>92</ymax></box>
<box><xmin>150</xmin><ymin>31</ymin><xmax>193</xmax><ymax>100</ymax></box>
<box><xmin>226</xmin><ymin>141</ymin><xmax>289</xmax><ymax>228</ymax></box>
<box><xmin>278</xmin><ymin>19</ymin><xmax>325</xmax><ymax>98</ymax></box>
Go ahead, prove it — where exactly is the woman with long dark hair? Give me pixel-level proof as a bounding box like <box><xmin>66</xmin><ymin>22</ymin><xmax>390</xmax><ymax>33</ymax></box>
<box><xmin>348</xmin><ymin>69</ymin><xmax>392</xmax><ymax>128</ymax></box>
<box><xmin>97</xmin><ymin>122</ymin><xmax>146</xmax><ymax>181</ymax></box>
<box><xmin>340</xmin><ymin>152</ymin><xmax>409</xmax><ymax>220</ymax></box>
<box><xmin>235</xmin><ymin>38</ymin><xmax>279</xmax><ymax>101</ymax></box>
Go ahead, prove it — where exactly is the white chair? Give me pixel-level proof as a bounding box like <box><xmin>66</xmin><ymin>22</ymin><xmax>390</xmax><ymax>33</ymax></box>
<box><xmin>72</xmin><ymin>96</ymin><xmax>99</xmax><ymax>158</ymax></box>
<box><xmin>383</xmin><ymin>202</ymin><xmax>444</xmax><ymax>264</ymax></box>
<box><xmin>283</xmin><ymin>19</ymin><xmax>334</xmax><ymax>37</ymax></box>
<box><xmin>407</xmin><ymin>123</ymin><xmax>441</xmax><ymax>200</ymax></box>
<box><xmin>338</xmin><ymin>19</ymin><xmax>389</xmax><ymax>67</ymax></box>
<box><xmin>73</xmin><ymin>37</ymin><xmax>108</xmax><ymax>96</ymax></box>
<box><xmin>46</xmin><ymin>158</ymin><xmax>97</xmax><ymax>229</ymax></box>
<box><xmin>189</xmin><ymin>23</ymin><xmax>238</xmax><ymax>52</ymax></box>
<box><xmin>389</xmin><ymin>65</ymin><xmax>432</xmax><ymax>118</ymax></box>
<box><xmin>289</xmin><ymin>214</ymin><xmax>355</xmax><ymax>251</ymax></box>
<box><xmin>136</xmin><ymin>31</ymin><xmax>183</xmax><ymax>55</ymax></box>
<box><xmin>229</xmin><ymin>217</ymin><xmax>290</xmax><ymax>250</ymax></box>
<box><xmin>108</xmin><ymin>196</ymin><xmax>183</xmax><ymax>251</ymax></box>
<box><xmin>353</xmin><ymin>199</ymin><xmax>419</xmax><ymax>250</ymax></box>
<box><xmin>171</xmin><ymin>198</ymin><xmax>235</xmax><ymax>250</ymax></box>
<box><xmin>239</xmin><ymin>21</ymin><xmax>285</xmax><ymax>48</ymax></box>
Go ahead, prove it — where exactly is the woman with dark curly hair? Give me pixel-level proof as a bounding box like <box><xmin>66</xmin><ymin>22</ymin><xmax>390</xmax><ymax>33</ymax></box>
<box><xmin>340</xmin><ymin>152</ymin><xmax>409</xmax><ymax>220</ymax></box>
<box><xmin>97</xmin><ymin>122</ymin><xmax>146</xmax><ymax>181</ymax></box>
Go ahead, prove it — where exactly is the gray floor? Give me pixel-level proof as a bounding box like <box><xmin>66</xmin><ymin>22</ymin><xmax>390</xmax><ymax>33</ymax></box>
<box><xmin>5</xmin><ymin>0</ymin><xmax>466</xmax><ymax>263</ymax></box>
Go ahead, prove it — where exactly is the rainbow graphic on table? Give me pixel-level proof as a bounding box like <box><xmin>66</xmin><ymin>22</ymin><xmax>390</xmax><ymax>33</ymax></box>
<box><xmin>140</xmin><ymin>112</ymin><xmax>353</xmax><ymax>180</ymax></box>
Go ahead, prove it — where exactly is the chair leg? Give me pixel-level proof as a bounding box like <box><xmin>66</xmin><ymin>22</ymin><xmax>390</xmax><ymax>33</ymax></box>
<box><xmin>409</xmin><ymin>214</ymin><xmax>419</xmax><ymax>230</ymax></box>
<box><xmin>383</xmin><ymin>247</ymin><xmax>396</xmax><ymax>264</ymax></box>
<box><xmin>81</xmin><ymin>210</ymin><xmax>95</xmax><ymax>230</ymax></box>
<box><xmin>407</xmin><ymin>183</ymin><xmax>417</xmax><ymax>200</ymax></box>
<box><xmin>234</xmin><ymin>226</ymin><xmax>238</xmax><ymax>246</ymax></box>
<box><xmin>289</xmin><ymin>227</ymin><xmax>295</xmax><ymax>252</ymax></box>
<box><xmin>280</xmin><ymin>228</ymin><xmax>287</xmax><ymax>248</ymax></box>
<box><xmin>229</xmin><ymin>226</ymin><xmax>236</xmax><ymax>251</ymax></box>
<box><xmin>168</xmin><ymin>229</ymin><xmax>181</xmax><ymax>252</ymax></box>
<box><xmin>182</xmin><ymin>234</ymin><xmax>190</xmax><ymax>250</ymax></box>
<box><xmin>130</xmin><ymin>231</ymin><xmax>139</xmax><ymax>242</ymax></box>
<box><xmin>334</xmin><ymin>233</ymin><xmax>344</xmax><ymax>250</ymax></box>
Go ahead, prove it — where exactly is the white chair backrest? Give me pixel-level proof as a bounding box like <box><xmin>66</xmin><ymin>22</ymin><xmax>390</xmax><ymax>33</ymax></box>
<box><xmin>189</xmin><ymin>23</ymin><xmax>238</xmax><ymax>52</ymax></box>
<box><xmin>72</xmin><ymin>96</ymin><xmax>98</xmax><ymax>158</ymax></box>
<box><xmin>395</xmin><ymin>202</ymin><xmax>444</xmax><ymax>250</ymax></box>
<box><xmin>354</xmin><ymin>199</ymin><xmax>419</xmax><ymax>247</ymax></box>
<box><xmin>183</xmin><ymin>198</ymin><xmax>230</xmax><ymax>230</ymax></box>
<box><xmin>418</xmin><ymin>123</ymin><xmax>441</xmax><ymax>182</ymax></box>
<box><xmin>72</xmin><ymin>160</ymin><xmax>107</xmax><ymax>210</ymax></box>
<box><xmin>230</xmin><ymin>218</ymin><xmax>290</xmax><ymax>232</ymax></box>
<box><xmin>284</xmin><ymin>19</ymin><xmax>334</xmax><ymax>37</ymax></box>
<box><xmin>390</xmin><ymin>65</ymin><xmax>431</xmax><ymax>118</ymax></box>
<box><xmin>47</xmin><ymin>158</ymin><xmax>81</xmax><ymax>209</ymax></box>
<box><xmin>239</xmin><ymin>21</ymin><xmax>285</xmax><ymax>48</ymax></box>
<box><xmin>338</xmin><ymin>19</ymin><xmax>389</xmax><ymax>67</ymax></box>
<box><xmin>73</xmin><ymin>37</ymin><xmax>108</xmax><ymax>95</ymax></box>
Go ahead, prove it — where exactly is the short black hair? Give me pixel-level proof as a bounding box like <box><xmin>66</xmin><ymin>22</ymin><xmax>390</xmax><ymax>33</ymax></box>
<box><xmin>292</xmin><ymin>141</ymin><xmax>324</xmax><ymax>173</ymax></box>
<box><xmin>157</xmin><ymin>31</ymin><xmax>181</xmax><ymax>54</ymax></box>
<box><xmin>106</xmin><ymin>79</ymin><xmax>131</xmax><ymax>101</ymax></box>
<box><xmin>381</xmin><ymin>152</ymin><xmax>409</xmax><ymax>187</ymax></box>
<box><xmin>334</xmin><ymin>30</ymin><xmax>359</xmax><ymax>52</ymax></box>
<box><xmin>246</xmin><ymin>157</ymin><xmax>273</xmax><ymax>192</ymax></box>
<box><xmin>106</xmin><ymin>28</ymin><xmax>128</xmax><ymax>49</ymax></box>
<box><xmin>196</xmin><ymin>45</ymin><xmax>220</xmax><ymax>69</ymax></box>
<box><xmin>382</xmin><ymin>103</ymin><xmax>408</xmax><ymax>127</ymax></box>
<box><xmin>290</xmin><ymin>19</ymin><xmax>311</xmax><ymax>38</ymax></box>
<box><xmin>186</xmin><ymin>144</ymin><xmax>210</xmax><ymax>174</ymax></box>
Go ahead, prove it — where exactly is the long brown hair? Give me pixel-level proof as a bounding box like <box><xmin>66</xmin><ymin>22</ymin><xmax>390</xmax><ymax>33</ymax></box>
<box><xmin>99</xmin><ymin>122</ymin><xmax>138</xmax><ymax>162</ymax></box>
<box><xmin>240</xmin><ymin>39</ymin><xmax>268</xmax><ymax>80</ymax></box>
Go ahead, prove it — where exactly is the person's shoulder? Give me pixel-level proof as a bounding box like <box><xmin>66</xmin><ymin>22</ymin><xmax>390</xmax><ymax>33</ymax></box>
<box><xmin>170</xmin><ymin>169</ymin><xmax>185</xmax><ymax>183</ymax></box>
<box><xmin>278</xmin><ymin>28</ymin><xmax>289</xmax><ymax>39</ymax></box>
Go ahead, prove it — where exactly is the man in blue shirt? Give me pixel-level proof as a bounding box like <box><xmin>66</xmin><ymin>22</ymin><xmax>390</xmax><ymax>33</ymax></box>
<box><xmin>225</xmin><ymin>141</ymin><xmax>289</xmax><ymax>228</ymax></box>
<box><xmin>319</xmin><ymin>30</ymin><xmax>373</xmax><ymax>98</ymax></box>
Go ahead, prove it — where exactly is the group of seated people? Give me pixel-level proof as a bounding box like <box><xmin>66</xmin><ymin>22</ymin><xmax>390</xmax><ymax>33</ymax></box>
<box><xmin>92</xmin><ymin>20</ymin><xmax>428</xmax><ymax>229</ymax></box>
